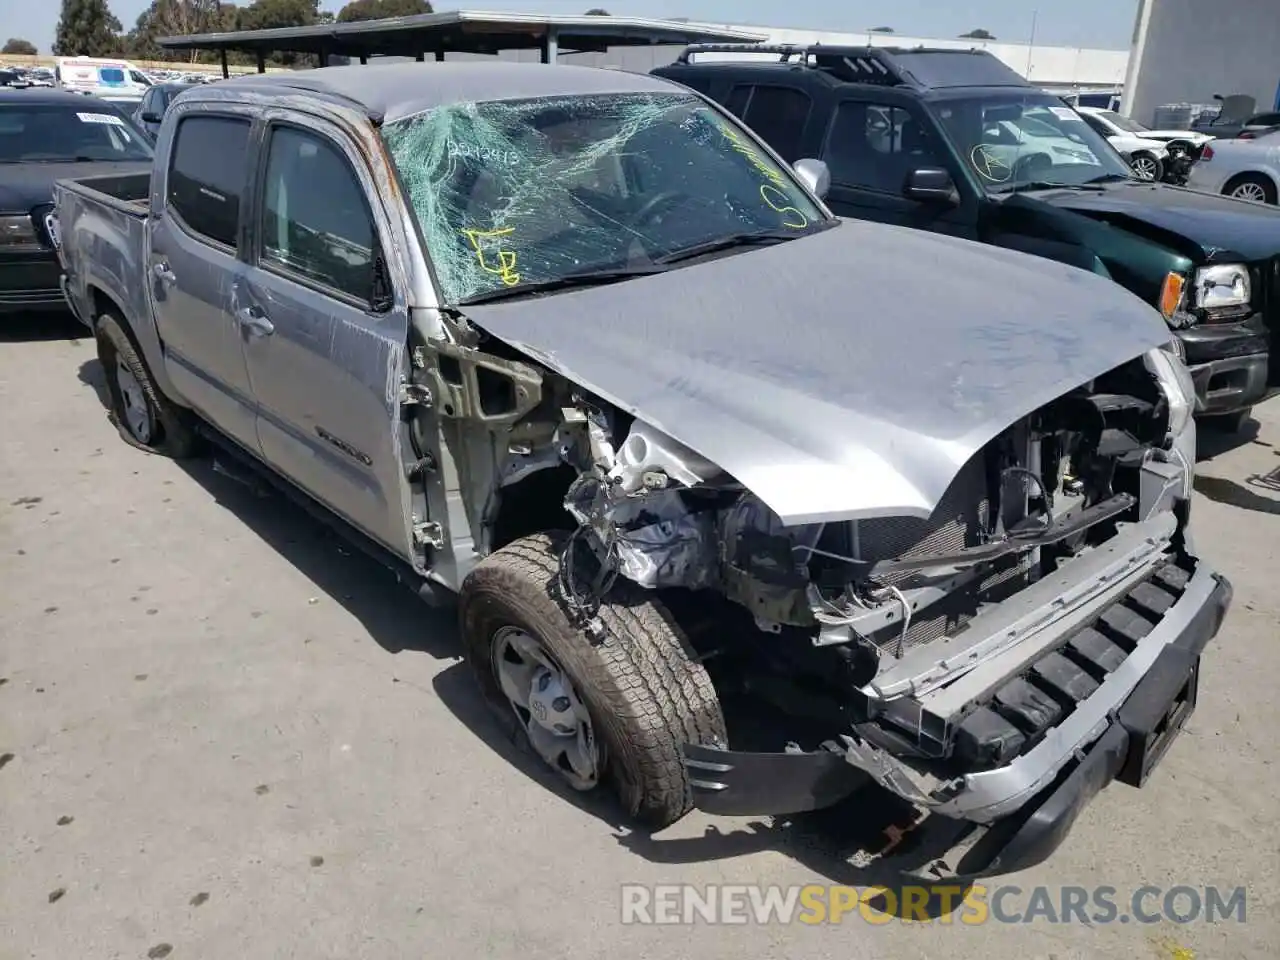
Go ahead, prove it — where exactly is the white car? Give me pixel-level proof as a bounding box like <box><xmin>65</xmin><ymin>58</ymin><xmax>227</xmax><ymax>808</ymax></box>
<box><xmin>1186</xmin><ymin>128</ymin><xmax>1280</xmax><ymax>204</ymax></box>
<box><xmin>1076</xmin><ymin>106</ymin><xmax>1214</xmax><ymax>149</ymax></box>
<box><xmin>1073</xmin><ymin>107</ymin><xmax>1187</xmax><ymax>180</ymax></box>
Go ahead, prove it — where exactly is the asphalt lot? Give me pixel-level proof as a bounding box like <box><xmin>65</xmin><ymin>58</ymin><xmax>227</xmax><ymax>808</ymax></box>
<box><xmin>2</xmin><ymin>313</ymin><xmax>1278</xmax><ymax>960</ymax></box>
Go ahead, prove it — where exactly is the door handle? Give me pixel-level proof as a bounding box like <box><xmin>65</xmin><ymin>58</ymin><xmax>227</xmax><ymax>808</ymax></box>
<box><xmin>152</xmin><ymin>261</ymin><xmax>176</xmax><ymax>284</ymax></box>
<box><xmin>235</xmin><ymin>305</ymin><xmax>275</xmax><ymax>337</ymax></box>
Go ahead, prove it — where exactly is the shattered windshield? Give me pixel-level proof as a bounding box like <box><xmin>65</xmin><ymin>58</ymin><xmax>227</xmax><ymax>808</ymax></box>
<box><xmin>381</xmin><ymin>92</ymin><xmax>827</xmax><ymax>304</ymax></box>
<box><xmin>933</xmin><ymin>94</ymin><xmax>1133</xmax><ymax>192</ymax></box>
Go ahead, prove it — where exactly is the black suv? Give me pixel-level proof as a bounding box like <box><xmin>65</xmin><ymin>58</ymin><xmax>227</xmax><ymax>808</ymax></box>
<box><xmin>654</xmin><ymin>45</ymin><xmax>1280</xmax><ymax>430</ymax></box>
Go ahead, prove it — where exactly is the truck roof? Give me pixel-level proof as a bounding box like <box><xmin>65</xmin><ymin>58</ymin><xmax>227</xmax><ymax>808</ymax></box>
<box><xmin>211</xmin><ymin>61</ymin><xmax>681</xmax><ymax>124</ymax></box>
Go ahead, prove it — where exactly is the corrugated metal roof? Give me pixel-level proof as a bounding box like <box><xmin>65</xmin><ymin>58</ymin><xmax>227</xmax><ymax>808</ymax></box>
<box><xmin>157</xmin><ymin>10</ymin><xmax>764</xmax><ymax>56</ymax></box>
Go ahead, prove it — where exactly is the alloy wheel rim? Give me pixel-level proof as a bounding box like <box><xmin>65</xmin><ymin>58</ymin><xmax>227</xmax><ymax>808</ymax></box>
<box><xmin>1134</xmin><ymin>157</ymin><xmax>1158</xmax><ymax>179</ymax></box>
<box><xmin>1231</xmin><ymin>182</ymin><xmax>1268</xmax><ymax>202</ymax></box>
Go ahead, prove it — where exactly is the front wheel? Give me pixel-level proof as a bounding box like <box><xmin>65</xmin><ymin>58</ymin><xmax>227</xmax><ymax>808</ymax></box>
<box><xmin>459</xmin><ymin>532</ymin><xmax>727</xmax><ymax>827</ymax></box>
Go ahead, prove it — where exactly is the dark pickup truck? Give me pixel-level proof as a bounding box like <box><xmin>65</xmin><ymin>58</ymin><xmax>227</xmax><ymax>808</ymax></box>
<box><xmin>655</xmin><ymin>44</ymin><xmax>1280</xmax><ymax>431</ymax></box>
<box><xmin>54</xmin><ymin>61</ymin><xmax>1230</xmax><ymax>881</ymax></box>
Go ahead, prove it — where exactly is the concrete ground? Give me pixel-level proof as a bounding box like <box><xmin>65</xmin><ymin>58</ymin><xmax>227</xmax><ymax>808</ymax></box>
<box><xmin>2</xmin><ymin>314</ymin><xmax>1277</xmax><ymax>960</ymax></box>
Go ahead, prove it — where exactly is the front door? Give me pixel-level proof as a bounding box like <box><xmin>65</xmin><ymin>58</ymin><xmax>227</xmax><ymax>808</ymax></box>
<box><xmin>238</xmin><ymin>117</ymin><xmax>414</xmax><ymax>558</ymax></box>
<box><xmin>147</xmin><ymin>109</ymin><xmax>259</xmax><ymax>451</ymax></box>
<box><xmin>819</xmin><ymin>96</ymin><xmax>977</xmax><ymax>238</ymax></box>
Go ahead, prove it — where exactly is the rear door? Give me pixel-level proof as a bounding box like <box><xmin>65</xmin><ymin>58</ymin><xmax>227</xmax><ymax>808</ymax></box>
<box><xmin>819</xmin><ymin>93</ymin><xmax>977</xmax><ymax>237</ymax></box>
<box><xmin>237</xmin><ymin>114</ymin><xmax>414</xmax><ymax>558</ymax></box>
<box><xmin>724</xmin><ymin>82</ymin><xmax>815</xmax><ymax>163</ymax></box>
<box><xmin>148</xmin><ymin>108</ymin><xmax>260</xmax><ymax>451</ymax></box>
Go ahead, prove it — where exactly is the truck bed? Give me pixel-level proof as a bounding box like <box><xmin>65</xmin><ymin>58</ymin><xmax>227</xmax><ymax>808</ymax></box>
<box><xmin>57</xmin><ymin>171</ymin><xmax>151</xmax><ymax>217</ymax></box>
<box><xmin>54</xmin><ymin>170</ymin><xmax>153</xmax><ymax>335</ymax></box>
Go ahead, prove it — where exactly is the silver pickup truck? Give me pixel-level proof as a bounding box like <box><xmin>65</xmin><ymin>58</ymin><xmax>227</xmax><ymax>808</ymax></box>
<box><xmin>54</xmin><ymin>61</ymin><xmax>1231</xmax><ymax>879</ymax></box>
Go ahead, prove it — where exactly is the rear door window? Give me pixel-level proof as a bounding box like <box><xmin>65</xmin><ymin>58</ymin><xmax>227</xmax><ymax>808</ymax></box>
<box><xmin>739</xmin><ymin>85</ymin><xmax>812</xmax><ymax>160</ymax></box>
<box><xmin>167</xmin><ymin>115</ymin><xmax>252</xmax><ymax>249</ymax></box>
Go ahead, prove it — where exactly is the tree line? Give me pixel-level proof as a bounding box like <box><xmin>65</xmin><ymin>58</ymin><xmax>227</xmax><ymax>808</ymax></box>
<box><xmin>36</xmin><ymin>0</ymin><xmax>433</xmax><ymax>65</ymax></box>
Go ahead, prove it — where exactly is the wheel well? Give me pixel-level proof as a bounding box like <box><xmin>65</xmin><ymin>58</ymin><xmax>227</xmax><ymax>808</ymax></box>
<box><xmin>1222</xmin><ymin>171</ymin><xmax>1278</xmax><ymax>201</ymax></box>
<box><xmin>490</xmin><ymin>464</ymin><xmax>577</xmax><ymax>551</ymax></box>
<box><xmin>88</xmin><ymin>285</ymin><xmax>122</xmax><ymax>328</ymax></box>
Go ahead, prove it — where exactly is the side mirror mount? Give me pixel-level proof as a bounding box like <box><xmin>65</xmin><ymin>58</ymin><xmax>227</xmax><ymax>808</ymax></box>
<box><xmin>140</xmin><ymin>110</ymin><xmax>161</xmax><ymax>123</ymax></box>
<box><xmin>792</xmin><ymin>158</ymin><xmax>830</xmax><ymax>199</ymax></box>
<box><xmin>903</xmin><ymin>167</ymin><xmax>960</xmax><ymax>205</ymax></box>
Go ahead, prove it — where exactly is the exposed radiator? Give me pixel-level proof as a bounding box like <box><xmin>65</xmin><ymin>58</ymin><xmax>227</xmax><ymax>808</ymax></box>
<box><xmin>855</xmin><ymin>453</ymin><xmax>1016</xmax><ymax>654</ymax></box>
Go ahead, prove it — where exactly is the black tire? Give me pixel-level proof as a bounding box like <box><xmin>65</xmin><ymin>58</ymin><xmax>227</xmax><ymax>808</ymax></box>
<box><xmin>1222</xmin><ymin>173</ymin><xmax>1278</xmax><ymax>205</ymax></box>
<box><xmin>95</xmin><ymin>311</ymin><xmax>200</xmax><ymax>458</ymax></box>
<box><xmin>460</xmin><ymin>532</ymin><xmax>727</xmax><ymax>827</ymax></box>
<box><xmin>1202</xmin><ymin>407</ymin><xmax>1252</xmax><ymax>433</ymax></box>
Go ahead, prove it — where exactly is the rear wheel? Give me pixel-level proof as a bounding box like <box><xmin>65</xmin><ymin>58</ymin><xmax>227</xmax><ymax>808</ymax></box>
<box><xmin>460</xmin><ymin>532</ymin><xmax>727</xmax><ymax>827</ymax></box>
<box><xmin>1222</xmin><ymin>173</ymin><xmax>1278</xmax><ymax>205</ymax></box>
<box><xmin>96</xmin><ymin>311</ymin><xmax>199</xmax><ymax>457</ymax></box>
<box><xmin>1130</xmin><ymin>152</ymin><xmax>1163</xmax><ymax>181</ymax></box>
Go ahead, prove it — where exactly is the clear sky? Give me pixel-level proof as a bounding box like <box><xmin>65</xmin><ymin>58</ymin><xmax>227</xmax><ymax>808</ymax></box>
<box><xmin>4</xmin><ymin>0</ymin><xmax>1141</xmax><ymax>56</ymax></box>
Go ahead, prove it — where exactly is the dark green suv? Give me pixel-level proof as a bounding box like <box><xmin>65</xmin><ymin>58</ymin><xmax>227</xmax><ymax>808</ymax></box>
<box><xmin>655</xmin><ymin>45</ymin><xmax>1280</xmax><ymax>430</ymax></box>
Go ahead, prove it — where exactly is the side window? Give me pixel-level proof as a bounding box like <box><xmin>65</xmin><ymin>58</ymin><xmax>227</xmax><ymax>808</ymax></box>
<box><xmin>167</xmin><ymin>115</ymin><xmax>251</xmax><ymax>248</ymax></box>
<box><xmin>1080</xmin><ymin>114</ymin><xmax>1111</xmax><ymax>138</ymax></box>
<box><xmin>724</xmin><ymin>84</ymin><xmax>752</xmax><ymax>119</ymax></box>
<box><xmin>1253</xmin><ymin>112</ymin><xmax>1280</xmax><ymax>126</ymax></box>
<box><xmin>740</xmin><ymin>85</ymin><xmax>811</xmax><ymax>160</ymax></box>
<box><xmin>258</xmin><ymin>125</ymin><xmax>377</xmax><ymax>305</ymax></box>
<box><xmin>822</xmin><ymin>101</ymin><xmax>946</xmax><ymax>195</ymax></box>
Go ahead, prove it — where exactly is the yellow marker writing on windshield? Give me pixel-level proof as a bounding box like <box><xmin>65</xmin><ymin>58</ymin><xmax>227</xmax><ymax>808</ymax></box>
<box><xmin>718</xmin><ymin>122</ymin><xmax>807</xmax><ymax>229</ymax></box>
<box><xmin>462</xmin><ymin>226</ymin><xmax>520</xmax><ymax>286</ymax></box>
<box><xmin>760</xmin><ymin>184</ymin><xmax>809</xmax><ymax>229</ymax></box>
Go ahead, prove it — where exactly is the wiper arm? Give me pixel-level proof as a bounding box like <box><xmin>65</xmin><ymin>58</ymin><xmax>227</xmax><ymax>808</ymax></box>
<box><xmin>654</xmin><ymin>226</ymin><xmax>828</xmax><ymax>266</ymax></box>
<box><xmin>996</xmin><ymin>180</ymin><xmax>1107</xmax><ymax>194</ymax></box>
<box><xmin>1081</xmin><ymin>173</ymin><xmax>1136</xmax><ymax>185</ymax></box>
<box><xmin>456</xmin><ymin>264</ymin><xmax>667</xmax><ymax>306</ymax></box>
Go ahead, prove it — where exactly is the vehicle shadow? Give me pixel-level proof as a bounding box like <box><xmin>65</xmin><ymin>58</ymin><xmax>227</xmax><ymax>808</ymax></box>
<box><xmin>78</xmin><ymin>356</ymin><xmax>458</xmax><ymax>657</ymax></box>
<box><xmin>432</xmin><ymin>660</ymin><xmax>977</xmax><ymax>920</ymax></box>
<box><xmin>1194</xmin><ymin>473</ymin><xmax>1280</xmax><ymax>515</ymax></box>
<box><xmin>0</xmin><ymin>310</ymin><xmax>85</xmax><ymax>343</ymax></box>
<box><xmin>1196</xmin><ymin>416</ymin><xmax>1264</xmax><ymax>462</ymax></box>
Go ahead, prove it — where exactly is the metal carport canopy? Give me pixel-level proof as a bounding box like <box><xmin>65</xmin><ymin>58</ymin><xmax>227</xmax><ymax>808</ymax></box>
<box><xmin>157</xmin><ymin>9</ymin><xmax>767</xmax><ymax>74</ymax></box>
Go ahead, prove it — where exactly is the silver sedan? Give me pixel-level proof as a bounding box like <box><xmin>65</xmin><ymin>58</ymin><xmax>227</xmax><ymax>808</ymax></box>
<box><xmin>1186</xmin><ymin>128</ymin><xmax>1280</xmax><ymax>204</ymax></box>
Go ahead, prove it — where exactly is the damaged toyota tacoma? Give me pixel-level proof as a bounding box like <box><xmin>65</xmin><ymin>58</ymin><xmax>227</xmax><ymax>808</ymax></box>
<box><xmin>53</xmin><ymin>62</ymin><xmax>1231</xmax><ymax>879</ymax></box>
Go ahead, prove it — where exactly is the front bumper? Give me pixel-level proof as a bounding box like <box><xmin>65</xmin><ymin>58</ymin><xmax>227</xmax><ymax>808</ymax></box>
<box><xmin>1186</xmin><ymin>352</ymin><xmax>1269</xmax><ymax>415</ymax></box>
<box><xmin>682</xmin><ymin>552</ymin><xmax>1232</xmax><ymax>878</ymax></box>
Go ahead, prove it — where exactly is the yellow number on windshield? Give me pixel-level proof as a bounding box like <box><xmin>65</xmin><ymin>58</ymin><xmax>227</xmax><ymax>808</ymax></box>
<box><xmin>462</xmin><ymin>226</ymin><xmax>520</xmax><ymax>286</ymax></box>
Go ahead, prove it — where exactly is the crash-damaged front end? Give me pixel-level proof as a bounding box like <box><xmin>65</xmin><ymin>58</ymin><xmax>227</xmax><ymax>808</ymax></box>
<box><xmin>461</xmin><ymin>319</ymin><xmax>1229</xmax><ymax>878</ymax></box>
<box><xmin>380</xmin><ymin>81</ymin><xmax>1231</xmax><ymax>876</ymax></box>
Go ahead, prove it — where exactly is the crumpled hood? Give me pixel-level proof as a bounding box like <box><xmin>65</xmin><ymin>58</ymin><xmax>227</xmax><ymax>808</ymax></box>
<box><xmin>464</xmin><ymin>220</ymin><xmax>1171</xmax><ymax>526</ymax></box>
<box><xmin>1036</xmin><ymin>180</ymin><xmax>1280</xmax><ymax>261</ymax></box>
